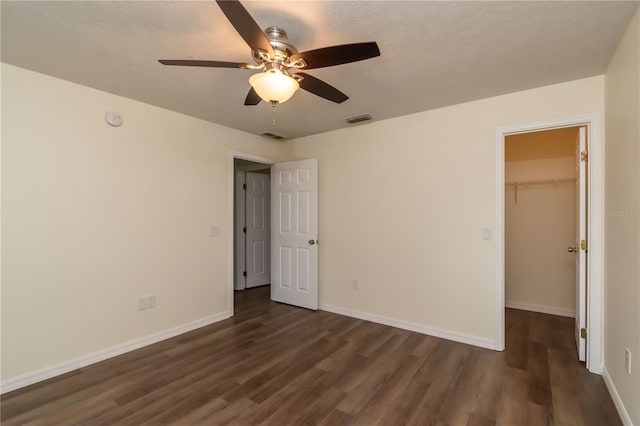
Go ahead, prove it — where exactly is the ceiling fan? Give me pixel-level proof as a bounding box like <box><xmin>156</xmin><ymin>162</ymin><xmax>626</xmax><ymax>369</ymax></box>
<box><xmin>158</xmin><ymin>0</ymin><xmax>380</xmax><ymax>107</ymax></box>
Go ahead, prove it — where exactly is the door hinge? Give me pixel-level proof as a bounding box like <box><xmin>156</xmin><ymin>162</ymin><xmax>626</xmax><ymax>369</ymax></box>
<box><xmin>581</xmin><ymin>239</ymin><xmax>587</xmax><ymax>251</ymax></box>
<box><xmin>580</xmin><ymin>151</ymin><xmax>588</xmax><ymax>162</ymax></box>
<box><xmin>581</xmin><ymin>328</ymin><xmax>587</xmax><ymax>339</ymax></box>
<box><xmin>243</xmin><ymin>271</ymin><xmax>247</xmax><ymax>277</ymax></box>
<box><xmin>243</xmin><ymin>227</ymin><xmax>246</xmax><ymax>233</ymax></box>
<box><xmin>243</xmin><ymin>183</ymin><xmax>247</xmax><ymax>190</ymax></box>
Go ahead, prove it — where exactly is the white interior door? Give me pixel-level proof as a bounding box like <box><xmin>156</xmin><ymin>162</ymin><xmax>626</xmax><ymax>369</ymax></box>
<box><xmin>271</xmin><ymin>159</ymin><xmax>318</xmax><ymax>310</ymax></box>
<box><xmin>245</xmin><ymin>172</ymin><xmax>270</xmax><ymax>288</ymax></box>
<box><xmin>575</xmin><ymin>126</ymin><xmax>587</xmax><ymax>362</ymax></box>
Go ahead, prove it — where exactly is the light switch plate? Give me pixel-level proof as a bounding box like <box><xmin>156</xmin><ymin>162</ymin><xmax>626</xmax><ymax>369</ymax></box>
<box><xmin>482</xmin><ymin>227</ymin><xmax>493</xmax><ymax>241</ymax></box>
<box><xmin>209</xmin><ymin>226</ymin><xmax>220</xmax><ymax>237</ymax></box>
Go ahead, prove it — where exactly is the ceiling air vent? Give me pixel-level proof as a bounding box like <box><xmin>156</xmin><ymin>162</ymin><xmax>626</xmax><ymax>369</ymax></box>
<box><xmin>345</xmin><ymin>114</ymin><xmax>372</xmax><ymax>124</ymax></box>
<box><xmin>260</xmin><ymin>132</ymin><xmax>286</xmax><ymax>140</ymax></box>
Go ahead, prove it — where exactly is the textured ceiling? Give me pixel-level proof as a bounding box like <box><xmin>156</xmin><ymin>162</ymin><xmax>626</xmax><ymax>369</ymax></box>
<box><xmin>1</xmin><ymin>1</ymin><xmax>637</xmax><ymax>139</ymax></box>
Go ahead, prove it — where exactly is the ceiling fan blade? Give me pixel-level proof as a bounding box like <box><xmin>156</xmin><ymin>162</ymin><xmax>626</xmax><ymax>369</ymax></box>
<box><xmin>297</xmin><ymin>72</ymin><xmax>348</xmax><ymax>104</ymax></box>
<box><xmin>244</xmin><ymin>87</ymin><xmax>262</xmax><ymax>105</ymax></box>
<box><xmin>215</xmin><ymin>0</ymin><xmax>274</xmax><ymax>57</ymax></box>
<box><xmin>290</xmin><ymin>42</ymin><xmax>380</xmax><ymax>70</ymax></box>
<box><xmin>158</xmin><ymin>59</ymin><xmax>252</xmax><ymax>69</ymax></box>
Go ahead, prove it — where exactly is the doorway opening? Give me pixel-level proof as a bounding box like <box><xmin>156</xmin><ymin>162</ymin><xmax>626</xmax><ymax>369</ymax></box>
<box><xmin>504</xmin><ymin>126</ymin><xmax>586</xmax><ymax>367</ymax></box>
<box><xmin>505</xmin><ymin>127</ymin><xmax>579</xmax><ymax>318</ymax></box>
<box><xmin>228</xmin><ymin>154</ymin><xmax>320</xmax><ymax>316</ymax></box>
<box><xmin>495</xmin><ymin>114</ymin><xmax>604</xmax><ymax>374</ymax></box>
<box><xmin>231</xmin><ymin>154</ymin><xmax>274</xmax><ymax>314</ymax></box>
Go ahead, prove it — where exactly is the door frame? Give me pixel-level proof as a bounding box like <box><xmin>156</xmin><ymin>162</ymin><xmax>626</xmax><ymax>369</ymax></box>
<box><xmin>495</xmin><ymin>113</ymin><xmax>603</xmax><ymax>374</ymax></box>
<box><xmin>228</xmin><ymin>151</ymin><xmax>274</xmax><ymax>316</ymax></box>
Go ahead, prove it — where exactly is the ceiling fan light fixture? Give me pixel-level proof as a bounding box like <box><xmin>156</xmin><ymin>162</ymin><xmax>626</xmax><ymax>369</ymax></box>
<box><xmin>249</xmin><ymin>69</ymin><xmax>299</xmax><ymax>104</ymax></box>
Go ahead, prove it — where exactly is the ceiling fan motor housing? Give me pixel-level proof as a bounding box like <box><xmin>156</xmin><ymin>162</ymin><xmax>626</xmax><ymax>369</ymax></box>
<box><xmin>252</xmin><ymin>26</ymin><xmax>298</xmax><ymax>65</ymax></box>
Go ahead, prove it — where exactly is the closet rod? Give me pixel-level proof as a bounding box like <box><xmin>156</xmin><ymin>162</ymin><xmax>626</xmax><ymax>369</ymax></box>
<box><xmin>505</xmin><ymin>177</ymin><xmax>576</xmax><ymax>186</ymax></box>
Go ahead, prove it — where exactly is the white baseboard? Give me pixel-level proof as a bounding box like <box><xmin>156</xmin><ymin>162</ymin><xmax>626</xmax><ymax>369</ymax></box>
<box><xmin>602</xmin><ymin>366</ymin><xmax>633</xmax><ymax>426</ymax></box>
<box><xmin>0</xmin><ymin>311</ymin><xmax>232</xmax><ymax>394</ymax></box>
<box><xmin>319</xmin><ymin>304</ymin><xmax>496</xmax><ymax>350</ymax></box>
<box><xmin>505</xmin><ymin>301</ymin><xmax>575</xmax><ymax>318</ymax></box>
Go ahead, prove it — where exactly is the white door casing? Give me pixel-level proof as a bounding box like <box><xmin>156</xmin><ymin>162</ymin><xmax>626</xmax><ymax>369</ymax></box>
<box><xmin>246</xmin><ymin>172</ymin><xmax>270</xmax><ymax>288</ymax></box>
<box><xmin>575</xmin><ymin>126</ymin><xmax>587</xmax><ymax>362</ymax></box>
<box><xmin>271</xmin><ymin>159</ymin><xmax>318</xmax><ymax>310</ymax></box>
<box><xmin>234</xmin><ymin>170</ymin><xmax>246</xmax><ymax>290</ymax></box>
<box><xmin>495</xmin><ymin>114</ymin><xmax>603</xmax><ymax>374</ymax></box>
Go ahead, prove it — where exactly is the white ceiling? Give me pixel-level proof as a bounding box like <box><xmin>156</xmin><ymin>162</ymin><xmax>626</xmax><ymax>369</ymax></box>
<box><xmin>2</xmin><ymin>1</ymin><xmax>637</xmax><ymax>139</ymax></box>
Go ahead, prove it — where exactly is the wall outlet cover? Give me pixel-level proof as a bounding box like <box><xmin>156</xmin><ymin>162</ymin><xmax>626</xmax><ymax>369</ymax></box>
<box><xmin>137</xmin><ymin>297</ymin><xmax>147</xmax><ymax>311</ymax></box>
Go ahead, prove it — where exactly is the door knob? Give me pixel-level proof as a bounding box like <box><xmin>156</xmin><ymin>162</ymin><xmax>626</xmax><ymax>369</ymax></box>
<box><xmin>567</xmin><ymin>247</ymin><xmax>577</xmax><ymax>253</ymax></box>
<box><xmin>309</xmin><ymin>240</ymin><xmax>315</xmax><ymax>245</ymax></box>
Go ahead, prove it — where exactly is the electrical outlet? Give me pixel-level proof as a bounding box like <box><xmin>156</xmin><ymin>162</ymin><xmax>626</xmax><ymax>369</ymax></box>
<box><xmin>137</xmin><ymin>297</ymin><xmax>147</xmax><ymax>311</ymax></box>
<box><xmin>147</xmin><ymin>295</ymin><xmax>156</xmax><ymax>309</ymax></box>
<box><xmin>626</xmin><ymin>348</ymin><xmax>632</xmax><ymax>375</ymax></box>
<box><xmin>352</xmin><ymin>278</ymin><xmax>359</xmax><ymax>290</ymax></box>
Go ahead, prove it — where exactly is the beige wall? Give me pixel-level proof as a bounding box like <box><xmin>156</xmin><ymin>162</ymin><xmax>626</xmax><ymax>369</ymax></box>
<box><xmin>0</xmin><ymin>64</ymin><xmax>289</xmax><ymax>381</ymax></box>
<box><xmin>604</xmin><ymin>8</ymin><xmax>640</xmax><ymax>425</ymax></box>
<box><xmin>291</xmin><ymin>76</ymin><xmax>604</xmax><ymax>344</ymax></box>
<box><xmin>505</xmin><ymin>156</ymin><xmax>576</xmax><ymax>316</ymax></box>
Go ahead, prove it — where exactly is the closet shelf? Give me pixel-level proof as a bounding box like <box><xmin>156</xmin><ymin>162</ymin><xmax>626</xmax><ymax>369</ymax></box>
<box><xmin>505</xmin><ymin>177</ymin><xmax>576</xmax><ymax>186</ymax></box>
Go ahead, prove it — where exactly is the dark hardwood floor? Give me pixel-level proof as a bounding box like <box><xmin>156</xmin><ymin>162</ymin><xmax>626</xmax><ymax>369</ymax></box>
<box><xmin>1</xmin><ymin>286</ymin><xmax>620</xmax><ymax>425</ymax></box>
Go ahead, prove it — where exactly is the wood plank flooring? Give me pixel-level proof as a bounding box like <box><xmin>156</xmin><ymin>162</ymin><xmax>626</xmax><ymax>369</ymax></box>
<box><xmin>1</xmin><ymin>286</ymin><xmax>620</xmax><ymax>425</ymax></box>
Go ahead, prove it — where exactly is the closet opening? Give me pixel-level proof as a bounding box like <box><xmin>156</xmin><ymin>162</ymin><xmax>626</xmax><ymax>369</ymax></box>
<box><xmin>504</xmin><ymin>126</ymin><xmax>588</xmax><ymax>366</ymax></box>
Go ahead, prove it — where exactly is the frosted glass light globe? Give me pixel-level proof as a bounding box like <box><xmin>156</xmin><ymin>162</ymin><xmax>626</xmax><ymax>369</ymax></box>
<box><xmin>249</xmin><ymin>70</ymin><xmax>299</xmax><ymax>104</ymax></box>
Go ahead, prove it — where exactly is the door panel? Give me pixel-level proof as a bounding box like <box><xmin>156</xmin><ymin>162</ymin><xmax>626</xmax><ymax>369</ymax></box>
<box><xmin>271</xmin><ymin>159</ymin><xmax>318</xmax><ymax>310</ymax></box>
<box><xmin>297</xmin><ymin>248</ymin><xmax>310</xmax><ymax>291</ymax></box>
<box><xmin>245</xmin><ymin>172</ymin><xmax>270</xmax><ymax>288</ymax></box>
